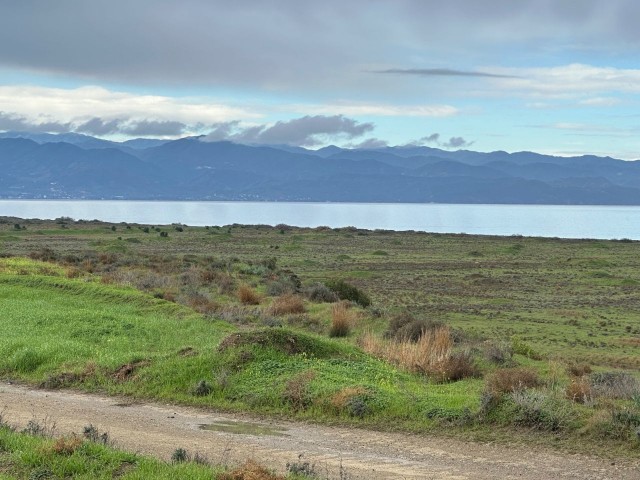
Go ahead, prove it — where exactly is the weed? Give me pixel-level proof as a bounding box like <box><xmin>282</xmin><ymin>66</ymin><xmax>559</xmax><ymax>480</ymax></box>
<box><xmin>486</xmin><ymin>368</ymin><xmax>540</xmax><ymax>396</ymax></box>
<box><xmin>509</xmin><ymin>390</ymin><xmax>572</xmax><ymax>432</ymax></box>
<box><xmin>171</xmin><ymin>447</ymin><xmax>190</xmax><ymax>463</ymax></box>
<box><xmin>268</xmin><ymin>294</ymin><xmax>306</xmax><ymax>316</ymax></box>
<box><xmin>219</xmin><ymin>460</ymin><xmax>286</xmax><ymax>480</ymax></box>
<box><xmin>21</xmin><ymin>418</ymin><xmax>55</xmax><ymax>437</ymax></box>
<box><xmin>82</xmin><ymin>424</ymin><xmax>110</xmax><ymax>445</ymax></box>
<box><xmin>566</xmin><ymin>377</ymin><xmax>593</xmax><ymax>404</ymax></box>
<box><xmin>590</xmin><ymin>371</ymin><xmax>639</xmax><ymax>399</ymax></box>
<box><xmin>286</xmin><ymin>455</ymin><xmax>317</xmax><ymax>477</ymax></box>
<box><xmin>329</xmin><ymin>303</ymin><xmax>354</xmax><ymax>337</ymax></box>
<box><xmin>192</xmin><ymin>379</ymin><xmax>213</xmax><ymax>396</ymax></box>
<box><xmin>238</xmin><ymin>284</ymin><xmax>261</xmax><ymax>305</ymax></box>
<box><xmin>283</xmin><ymin>370</ymin><xmax>316</xmax><ymax>410</ymax></box>
<box><xmin>51</xmin><ymin>435</ymin><xmax>83</xmax><ymax>455</ymax></box>
<box><xmin>305</xmin><ymin>282</ymin><xmax>339</xmax><ymax>303</ymax></box>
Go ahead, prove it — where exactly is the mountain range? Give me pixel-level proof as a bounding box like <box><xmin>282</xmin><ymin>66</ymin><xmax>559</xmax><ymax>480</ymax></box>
<box><xmin>0</xmin><ymin>131</ymin><xmax>639</xmax><ymax>205</ymax></box>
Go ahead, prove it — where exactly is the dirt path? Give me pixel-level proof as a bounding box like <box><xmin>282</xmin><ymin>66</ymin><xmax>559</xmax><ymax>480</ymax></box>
<box><xmin>1</xmin><ymin>383</ymin><xmax>638</xmax><ymax>479</ymax></box>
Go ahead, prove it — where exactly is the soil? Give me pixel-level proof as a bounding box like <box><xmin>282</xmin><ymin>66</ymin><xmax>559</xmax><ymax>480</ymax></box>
<box><xmin>1</xmin><ymin>383</ymin><xmax>638</xmax><ymax>479</ymax></box>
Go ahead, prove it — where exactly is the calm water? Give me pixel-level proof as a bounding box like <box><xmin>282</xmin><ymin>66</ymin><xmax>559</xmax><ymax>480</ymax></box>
<box><xmin>0</xmin><ymin>200</ymin><xmax>639</xmax><ymax>240</ymax></box>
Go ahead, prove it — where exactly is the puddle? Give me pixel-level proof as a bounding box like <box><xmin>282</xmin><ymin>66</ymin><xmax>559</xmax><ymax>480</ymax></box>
<box><xmin>199</xmin><ymin>420</ymin><xmax>288</xmax><ymax>437</ymax></box>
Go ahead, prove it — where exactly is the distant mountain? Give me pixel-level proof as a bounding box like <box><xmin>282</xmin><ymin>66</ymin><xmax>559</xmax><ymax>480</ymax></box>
<box><xmin>0</xmin><ymin>133</ymin><xmax>639</xmax><ymax>204</ymax></box>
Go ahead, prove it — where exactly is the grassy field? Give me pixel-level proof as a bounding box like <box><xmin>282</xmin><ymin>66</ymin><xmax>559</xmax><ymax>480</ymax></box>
<box><xmin>0</xmin><ymin>217</ymin><xmax>639</xmax><ymax>457</ymax></box>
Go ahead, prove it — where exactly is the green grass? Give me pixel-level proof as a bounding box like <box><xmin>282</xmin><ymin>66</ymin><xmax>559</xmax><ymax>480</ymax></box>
<box><xmin>0</xmin><ymin>423</ymin><xmax>310</xmax><ymax>479</ymax></box>
<box><xmin>1</xmin><ymin>218</ymin><xmax>640</xmax><ymax>457</ymax></box>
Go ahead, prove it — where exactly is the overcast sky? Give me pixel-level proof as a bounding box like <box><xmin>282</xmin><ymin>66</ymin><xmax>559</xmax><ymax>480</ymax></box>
<box><xmin>1</xmin><ymin>0</ymin><xmax>640</xmax><ymax>157</ymax></box>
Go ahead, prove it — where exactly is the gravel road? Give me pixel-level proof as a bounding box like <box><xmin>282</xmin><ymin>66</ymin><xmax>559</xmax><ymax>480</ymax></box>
<box><xmin>1</xmin><ymin>383</ymin><xmax>638</xmax><ymax>479</ymax></box>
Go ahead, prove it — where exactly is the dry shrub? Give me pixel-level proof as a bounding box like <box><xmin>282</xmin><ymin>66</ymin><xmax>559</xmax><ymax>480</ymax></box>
<box><xmin>329</xmin><ymin>386</ymin><xmax>371</xmax><ymax>417</ymax></box>
<box><xmin>566</xmin><ymin>362</ymin><xmax>592</xmax><ymax>377</ymax></box>
<box><xmin>590</xmin><ymin>371</ymin><xmax>639</xmax><ymax>399</ymax></box>
<box><xmin>218</xmin><ymin>460</ymin><xmax>285</xmax><ymax>480</ymax></box>
<box><xmin>65</xmin><ymin>267</ymin><xmax>82</xmax><ymax>279</ymax></box>
<box><xmin>283</xmin><ymin>370</ymin><xmax>316</xmax><ymax>410</ymax></box>
<box><xmin>566</xmin><ymin>377</ymin><xmax>593</xmax><ymax>404</ymax></box>
<box><xmin>184</xmin><ymin>292</ymin><xmax>219</xmax><ymax>315</ymax></box>
<box><xmin>216</xmin><ymin>273</ymin><xmax>236</xmax><ymax>295</ymax></box>
<box><xmin>51</xmin><ymin>435</ymin><xmax>83</xmax><ymax>455</ymax></box>
<box><xmin>268</xmin><ymin>294</ymin><xmax>306</xmax><ymax>316</ymax></box>
<box><xmin>360</xmin><ymin>327</ymin><xmax>478</xmax><ymax>382</ymax></box>
<box><xmin>486</xmin><ymin>367</ymin><xmax>540</xmax><ymax>395</ymax></box>
<box><xmin>329</xmin><ymin>302</ymin><xmax>355</xmax><ymax>337</ymax></box>
<box><xmin>237</xmin><ymin>285</ymin><xmax>261</xmax><ymax>305</ymax></box>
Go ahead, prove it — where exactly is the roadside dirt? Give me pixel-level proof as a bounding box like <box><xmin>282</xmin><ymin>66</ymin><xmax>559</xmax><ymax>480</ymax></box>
<box><xmin>1</xmin><ymin>383</ymin><xmax>638</xmax><ymax>479</ymax></box>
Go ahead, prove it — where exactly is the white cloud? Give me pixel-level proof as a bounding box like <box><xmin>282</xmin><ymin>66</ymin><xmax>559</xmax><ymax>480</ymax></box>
<box><xmin>0</xmin><ymin>85</ymin><xmax>259</xmax><ymax>128</ymax></box>
<box><xmin>490</xmin><ymin>64</ymin><xmax>640</xmax><ymax>98</ymax></box>
<box><xmin>294</xmin><ymin>102</ymin><xmax>459</xmax><ymax>117</ymax></box>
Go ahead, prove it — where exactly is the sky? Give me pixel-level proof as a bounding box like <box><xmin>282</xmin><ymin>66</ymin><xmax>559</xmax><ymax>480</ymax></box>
<box><xmin>1</xmin><ymin>0</ymin><xmax>640</xmax><ymax>158</ymax></box>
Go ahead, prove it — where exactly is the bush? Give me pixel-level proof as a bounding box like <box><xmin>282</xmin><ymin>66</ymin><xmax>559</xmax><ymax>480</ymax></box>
<box><xmin>509</xmin><ymin>390</ymin><xmax>572</xmax><ymax>431</ymax></box>
<box><xmin>192</xmin><ymin>380</ymin><xmax>213</xmax><ymax>396</ymax></box>
<box><xmin>566</xmin><ymin>362</ymin><xmax>592</xmax><ymax>377</ymax></box>
<box><xmin>486</xmin><ymin>368</ymin><xmax>540</xmax><ymax>396</ymax></box>
<box><xmin>237</xmin><ymin>284</ymin><xmax>261</xmax><ymax>305</ymax></box>
<box><xmin>590</xmin><ymin>371</ymin><xmax>639</xmax><ymax>399</ymax></box>
<box><xmin>268</xmin><ymin>294</ymin><xmax>306</xmax><ymax>316</ymax></box>
<box><xmin>283</xmin><ymin>370</ymin><xmax>316</xmax><ymax>410</ymax></box>
<box><xmin>386</xmin><ymin>312</ymin><xmax>442</xmax><ymax>342</ymax></box>
<box><xmin>484</xmin><ymin>341</ymin><xmax>514</xmax><ymax>365</ymax></box>
<box><xmin>329</xmin><ymin>302</ymin><xmax>353</xmax><ymax>337</ymax></box>
<box><xmin>566</xmin><ymin>377</ymin><xmax>593</xmax><ymax>404</ymax></box>
<box><xmin>324</xmin><ymin>279</ymin><xmax>371</xmax><ymax>307</ymax></box>
<box><xmin>305</xmin><ymin>282</ymin><xmax>339</xmax><ymax>303</ymax></box>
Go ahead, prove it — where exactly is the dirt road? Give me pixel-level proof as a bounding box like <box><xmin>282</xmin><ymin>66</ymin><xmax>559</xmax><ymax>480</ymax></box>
<box><xmin>1</xmin><ymin>383</ymin><xmax>637</xmax><ymax>479</ymax></box>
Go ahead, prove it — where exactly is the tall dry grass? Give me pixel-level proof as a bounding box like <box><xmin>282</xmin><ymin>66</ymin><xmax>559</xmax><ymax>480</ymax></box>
<box><xmin>268</xmin><ymin>293</ymin><xmax>306</xmax><ymax>316</ymax></box>
<box><xmin>329</xmin><ymin>302</ymin><xmax>355</xmax><ymax>337</ymax></box>
<box><xmin>360</xmin><ymin>326</ymin><xmax>477</xmax><ymax>382</ymax></box>
<box><xmin>237</xmin><ymin>284</ymin><xmax>261</xmax><ymax>305</ymax></box>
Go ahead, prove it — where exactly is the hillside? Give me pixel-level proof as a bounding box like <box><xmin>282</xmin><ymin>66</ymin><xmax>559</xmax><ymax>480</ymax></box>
<box><xmin>0</xmin><ymin>132</ymin><xmax>639</xmax><ymax>204</ymax></box>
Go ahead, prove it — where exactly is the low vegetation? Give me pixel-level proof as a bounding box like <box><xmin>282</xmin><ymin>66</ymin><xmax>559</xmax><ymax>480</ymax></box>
<box><xmin>0</xmin><ymin>418</ymin><xmax>305</xmax><ymax>479</ymax></box>
<box><xmin>0</xmin><ymin>217</ymin><xmax>640</xmax><ymax>458</ymax></box>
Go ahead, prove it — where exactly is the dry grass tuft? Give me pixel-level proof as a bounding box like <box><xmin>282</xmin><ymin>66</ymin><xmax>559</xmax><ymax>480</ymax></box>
<box><xmin>329</xmin><ymin>302</ymin><xmax>355</xmax><ymax>337</ymax></box>
<box><xmin>283</xmin><ymin>370</ymin><xmax>316</xmax><ymax>411</ymax></box>
<box><xmin>51</xmin><ymin>435</ymin><xmax>83</xmax><ymax>455</ymax></box>
<box><xmin>566</xmin><ymin>377</ymin><xmax>593</xmax><ymax>404</ymax></box>
<box><xmin>218</xmin><ymin>460</ymin><xmax>286</xmax><ymax>480</ymax></box>
<box><xmin>360</xmin><ymin>327</ymin><xmax>478</xmax><ymax>382</ymax></box>
<box><xmin>486</xmin><ymin>367</ymin><xmax>540</xmax><ymax>395</ymax></box>
<box><xmin>237</xmin><ymin>285</ymin><xmax>261</xmax><ymax>305</ymax></box>
<box><xmin>268</xmin><ymin>294</ymin><xmax>306</xmax><ymax>316</ymax></box>
<box><xmin>566</xmin><ymin>362</ymin><xmax>592</xmax><ymax>377</ymax></box>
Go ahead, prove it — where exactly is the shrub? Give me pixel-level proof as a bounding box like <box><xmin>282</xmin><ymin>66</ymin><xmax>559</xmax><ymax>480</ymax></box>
<box><xmin>171</xmin><ymin>448</ymin><xmax>190</xmax><ymax>463</ymax></box>
<box><xmin>220</xmin><ymin>460</ymin><xmax>286</xmax><ymax>480</ymax></box>
<box><xmin>268</xmin><ymin>294</ymin><xmax>306</xmax><ymax>316</ymax></box>
<box><xmin>82</xmin><ymin>424</ymin><xmax>109</xmax><ymax>445</ymax></box>
<box><xmin>192</xmin><ymin>380</ymin><xmax>213</xmax><ymax>396</ymax></box>
<box><xmin>51</xmin><ymin>435</ymin><xmax>83</xmax><ymax>455</ymax></box>
<box><xmin>484</xmin><ymin>341</ymin><xmax>514</xmax><ymax>365</ymax></box>
<box><xmin>386</xmin><ymin>312</ymin><xmax>442</xmax><ymax>342</ymax></box>
<box><xmin>305</xmin><ymin>283</ymin><xmax>339</xmax><ymax>303</ymax></box>
<box><xmin>237</xmin><ymin>285</ymin><xmax>261</xmax><ymax>305</ymax></box>
<box><xmin>510</xmin><ymin>336</ymin><xmax>542</xmax><ymax>360</ymax></box>
<box><xmin>324</xmin><ymin>279</ymin><xmax>371</xmax><ymax>307</ymax></box>
<box><xmin>486</xmin><ymin>368</ymin><xmax>540</xmax><ymax>396</ymax></box>
<box><xmin>566</xmin><ymin>377</ymin><xmax>593</xmax><ymax>404</ymax></box>
<box><xmin>330</xmin><ymin>387</ymin><xmax>372</xmax><ymax>418</ymax></box>
<box><xmin>566</xmin><ymin>362</ymin><xmax>592</xmax><ymax>377</ymax></box>
<box><xmin>510</xmin><ymin>390</ymin><xmax>572</xmax><ymax>431</ymax></box>
<box><xmin>283</xmin><ymin>370</ymin><xmax>316</xmax><ymax>410</ymax></box>
<box><xmin>590</xmin><ymin>371</ymin><xmax>639</xmax><ymax>399</ymax></box>
<box><xmin>329</xmin><ymin>302</ymin><xmax>353</xmax><ymax>337</ymax></box>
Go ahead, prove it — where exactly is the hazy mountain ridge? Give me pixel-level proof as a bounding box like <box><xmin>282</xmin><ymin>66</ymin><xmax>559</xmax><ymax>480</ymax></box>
<box><xmin>0</xmin><ymin>132</ymin><xmax>639</xmax><ymax>204</ymax></box>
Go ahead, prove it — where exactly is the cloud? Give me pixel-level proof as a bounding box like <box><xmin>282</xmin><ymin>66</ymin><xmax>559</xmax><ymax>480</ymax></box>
<box><xmin>348</xmin><ymin>138</ymin><xmax>389</xmax><ymax>149</ymax></box>
<box><xmin>202</xmin><ymin>115</ymin><xmax>375</xmax><ymax>146</ymax></box>
<box><xmin>76</xmin><ymin>117</ymin><xmax>123</xmax><ymax>135</ymax></box>
<box><xmin>122</xmin><ymin>120</ymin><xmax>187</xmax><ymax>136</ymax></box>
<box><xmin>410</xmin><ymin>132</ymin><xmax>474</xmax><ymax>149</ymax></box>
<box><xmin>299</xmin><ymin>103</ymin><xmax>458</xmax><ymax>117</ymax></box>
<box><xmin>0</xmin><ymin>111</ymin><xmax>71</xmax><ymax>133</ymax></box>
<box><xmin>1</xmin><ymin>1</ymin><xmax>640</xmax><ymax>95</ymax></box>
<box><xmin>373</xmin><ymin>68</ymin><xmax>517</xmax><ymax>79</ymax></box>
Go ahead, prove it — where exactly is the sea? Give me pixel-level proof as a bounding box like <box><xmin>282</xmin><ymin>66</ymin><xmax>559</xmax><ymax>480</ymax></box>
<box><xmin>0</xmin><ymin>200</ymin><xmax>639</xmax><ymax>240</ymax></box>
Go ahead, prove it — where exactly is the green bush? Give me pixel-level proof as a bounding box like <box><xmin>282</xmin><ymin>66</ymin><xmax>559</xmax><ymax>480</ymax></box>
<box><xmin>324</xmin><ymin>279</ymin><xmax>371</xmax><ymax>307</ymax></box>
